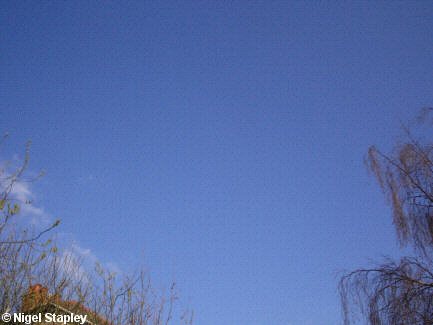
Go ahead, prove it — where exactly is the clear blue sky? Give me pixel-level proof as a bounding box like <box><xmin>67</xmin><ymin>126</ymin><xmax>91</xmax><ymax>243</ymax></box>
<box><xmin>1</xmin><ymin>2</ymin><xmax>433</xmax><ymax>324</ymax></box>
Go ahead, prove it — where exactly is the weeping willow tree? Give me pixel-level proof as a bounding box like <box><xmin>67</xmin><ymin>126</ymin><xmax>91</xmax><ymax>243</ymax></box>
<box><xmin>340</xmin><ymin>109</ymin><xmax>433</xmax><ymax>325</ymax></box>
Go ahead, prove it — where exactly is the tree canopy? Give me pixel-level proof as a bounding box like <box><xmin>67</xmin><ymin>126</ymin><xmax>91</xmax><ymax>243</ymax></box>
<box><xmin>340</xmin><ymin>110</ymin><xmax>433</xmax><ymax>325</ymax></box>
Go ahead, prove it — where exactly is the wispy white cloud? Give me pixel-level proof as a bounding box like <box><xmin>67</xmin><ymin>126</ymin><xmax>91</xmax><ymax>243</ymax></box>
<box><xmin>2</xmin><ymin>160</ymin><xmax>119</xmax><ymax>278</ymax></box>
<box><xmin>59</xmin><ymin>243</ymin><xmax>121</xmax><ymax>281</ymax></box>
<box><xmin>6</xmin><ymin>180</ymin><xmax>53</xmax><ymax>231</ymax></box>
<box><xmin>71</xmin><ymin>243</ymin><xmax>98</xmax><ymax>264</ymax></box>
<box><xmin>77</xmin><ymin>174</ymin><xmax>95</xmax><ymax>184</ymax></box>
<box><xmin>0</xmin><ymin>159</ymin><xmax>46</xmax><ymax>219</ymax></box>
<box><xmin>58</xmin><ymin>248</ymin><xmax>88</xmax><ymax>281</ymax></box>
<box><xmin>10</xmin><ymin>181</ymin><xmax>47</xmax><ymax>218</ymax></box>
<box><xmin>72</xmin><ymin>243</ymin><xmax>121</xmax><ymax>274</ymax></box>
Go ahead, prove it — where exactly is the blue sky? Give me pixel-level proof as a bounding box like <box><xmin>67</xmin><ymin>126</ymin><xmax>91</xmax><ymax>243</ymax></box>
<box><xmin>1</xmin><ymin>1</ymin><xmax>433</xmax><ymax>324</ymax></box>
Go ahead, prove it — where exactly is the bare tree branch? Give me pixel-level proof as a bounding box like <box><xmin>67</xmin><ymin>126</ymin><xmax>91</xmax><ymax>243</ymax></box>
<box><xmin>341</xmin><ymin>110</ymin><xmax>433</xmax><ymax>324</ymax></box>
